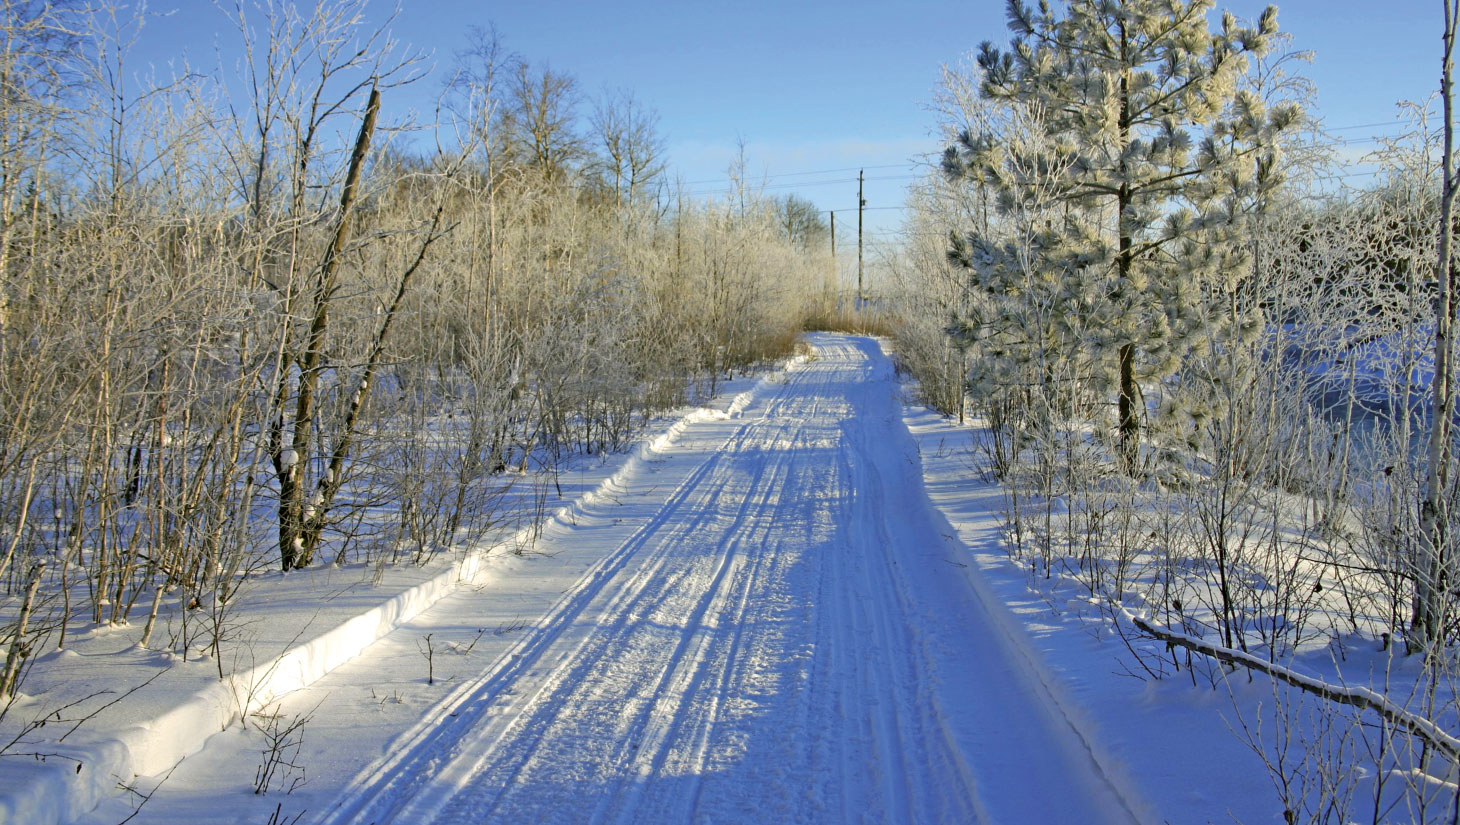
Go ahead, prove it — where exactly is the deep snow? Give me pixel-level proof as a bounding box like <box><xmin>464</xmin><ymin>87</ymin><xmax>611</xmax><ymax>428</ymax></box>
<box><xmin>5</xmin><ymin>334</ymin><xmax>1317</xmax><ymax>824</ymax></box>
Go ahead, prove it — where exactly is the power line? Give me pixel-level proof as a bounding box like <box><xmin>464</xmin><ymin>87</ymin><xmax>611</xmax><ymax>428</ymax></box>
<box><xmin>672</xmin><ymin>119</ymin><xmax>1416</xmax><ymax>210</ymax></box>
<box><xmin>675</xmin><ymin>119</ymin><xmax>1412</xmax><ymax>188</ymax></box>
<box><xmin>676</xmin><ymin>162</ymin><xmax>914</xmax><ymax>188</ymax></box>
<box><xmin>1325</xmin><ymin>120</ymin><xmax>1412</xmax><ymax>132</ymax></box>
<box><xmin>824</xmin><ymin>205</ymin><xmax>908</xmax><ymax>213</ymax></box>
<box><xmin>680</xmin><ymin>178</ymin><xmax>861</xmax><ymax>198</ymax></box>
<box><xmin>679</xmin><ymin>173</ymin><xmax>922</xmax><ymax>200</ymax></box>
<box><xmin>674</xmin><ymin>121</ymin><xmax>1417</xmax><ymax>195</ymax></box>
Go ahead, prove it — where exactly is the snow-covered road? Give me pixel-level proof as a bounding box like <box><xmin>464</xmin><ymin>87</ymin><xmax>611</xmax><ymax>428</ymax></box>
<box><xmin>316</xmin><ymin>334</ymin><xmax>1145</xmax><ymax>825</ymax></box>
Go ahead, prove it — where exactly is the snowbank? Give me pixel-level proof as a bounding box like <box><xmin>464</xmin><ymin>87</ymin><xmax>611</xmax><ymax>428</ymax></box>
<box><xmin>0</xmin><ymin>358</ymin><xmax>803</xmax><ymax>825</ymax></box>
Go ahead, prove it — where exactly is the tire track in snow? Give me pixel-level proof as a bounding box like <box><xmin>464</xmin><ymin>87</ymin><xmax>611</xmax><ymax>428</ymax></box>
<box><xmin>612</xmin><ymin>390</ymin><xmax>838</xmax><ymax>824</ymax></box>
<box><xmin>455</xmin><ymin>382</ymin><xmax>809</xmax><ymax>824</ymax></box>
<box><xmin>316</xmin><ymin>364</ymin><xmax>810</xmax><ymax>825</ymax></box>
<box><xmin>835</xmin><ymin>335</ymin><xmax>1147</xmax><ymax>825</ymax></box>
<box><xmin>322</xmin><ymin>334</ymin><xmax>1147</xmax><ymax>825</ymax></box>
<box><xmin>832</xmin><ymin>355</ymin><xmax>986</xmax><ymax>824</ymax></box>
<box><xmin>591</xmin><ymin>435</ymin><xmax>789</xmax><ymax>825</ymax></box>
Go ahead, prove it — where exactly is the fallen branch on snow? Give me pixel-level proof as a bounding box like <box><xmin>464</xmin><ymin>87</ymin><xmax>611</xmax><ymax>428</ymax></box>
<box><xmin>1118</xmin><ymin>607</ymin><xmax>1460</xmax><ymax>763</ymax></box>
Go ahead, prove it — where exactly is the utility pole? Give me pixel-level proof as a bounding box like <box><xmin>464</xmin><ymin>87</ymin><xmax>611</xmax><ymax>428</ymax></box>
<box><xmin>829</xmin><ymin>211</ymin><xmax>837</xmax><ymax>312</ymax></box>
<box><xmin>857</xmin><ymin>169</ymin><xmax>865</xmax><ymax>309</ymax></box>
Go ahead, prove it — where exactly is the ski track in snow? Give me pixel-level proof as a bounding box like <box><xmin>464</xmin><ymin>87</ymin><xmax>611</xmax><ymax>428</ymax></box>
<box><xmin>311</xmin><ymin>334</ymin><xmax>1144</xmax><ymax>825</ymax></box>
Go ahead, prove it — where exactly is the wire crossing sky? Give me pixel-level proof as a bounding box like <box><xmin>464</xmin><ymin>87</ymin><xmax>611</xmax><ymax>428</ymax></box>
<box><xmin>134</xmin><ymin>0</ymin><xmax>1438</xmax><ymax>240</ymax></box>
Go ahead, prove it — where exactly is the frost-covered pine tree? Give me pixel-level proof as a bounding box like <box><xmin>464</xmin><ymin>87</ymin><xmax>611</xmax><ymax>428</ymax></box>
<box><xmin>942</xmin><ymin>96</ymin><xmax>1098</xmax><ymax>438</ymax></box>
<box><xmin>947</xmin><ymin>0</ymin><xmax>1298</xmax><ymax>469</ymax></box>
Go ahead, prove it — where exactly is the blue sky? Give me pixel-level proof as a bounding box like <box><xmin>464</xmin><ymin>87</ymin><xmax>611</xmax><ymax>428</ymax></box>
<box><xmin>134</xmin><ymin>0</ymin><xmax>1438</xmax><ymax>241</ymax></box>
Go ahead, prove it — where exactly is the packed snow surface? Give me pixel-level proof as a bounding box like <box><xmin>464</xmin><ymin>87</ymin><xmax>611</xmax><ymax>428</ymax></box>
<box><xmin>316</xmin><ymin>335</ymin><xmax>1142</xmax><ymax>824</ymax></box>
<box><xmin>57</xmin><ymin>334</ymin><xmax>1163</xmax><ymax>824</ymax></box>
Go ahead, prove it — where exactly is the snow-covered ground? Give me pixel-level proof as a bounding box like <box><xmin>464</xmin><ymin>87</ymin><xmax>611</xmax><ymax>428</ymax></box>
<box><xmin>0</xmin><ymin>360</ymin><xmax>790</xmax><ymax>825</ymax></box>
<box><xmin>7</xmin><ymin>333</ymin><xmax>1313</xmax><ymax>824</ymax></box>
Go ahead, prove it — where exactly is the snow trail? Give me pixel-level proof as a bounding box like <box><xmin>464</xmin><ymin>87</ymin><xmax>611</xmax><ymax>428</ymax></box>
<box><xmin>322</xmin><ymin>334</ymin><xmax>1145</xmax><ymax>825</ymax></box>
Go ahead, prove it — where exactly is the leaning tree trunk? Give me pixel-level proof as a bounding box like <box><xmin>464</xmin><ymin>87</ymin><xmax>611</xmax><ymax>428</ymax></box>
<box><xmin>277</xmin><ymin>84</ymin><xmax>380</xmax><ymax>571</ymax></box>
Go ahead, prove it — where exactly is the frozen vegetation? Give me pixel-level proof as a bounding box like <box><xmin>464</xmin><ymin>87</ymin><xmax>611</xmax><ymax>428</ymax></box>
<box><xmin>3</xmin><ymin>0</ymin><xmax>1460</xmax><ymax>823</ymax></box>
